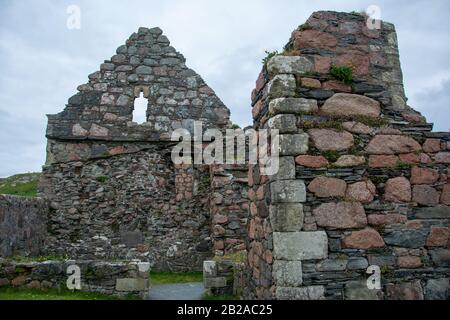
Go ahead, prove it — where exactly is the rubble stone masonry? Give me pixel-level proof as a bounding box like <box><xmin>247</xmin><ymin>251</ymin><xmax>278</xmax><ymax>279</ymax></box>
<box><xmin>244</xmin><ymin>11</ymin><xmax>449</xmax><ymax>300</ymax></box>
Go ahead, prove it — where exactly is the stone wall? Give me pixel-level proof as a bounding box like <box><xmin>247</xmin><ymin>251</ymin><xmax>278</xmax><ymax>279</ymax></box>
<box><xmin>39</xmin><ymin>148</ymin><xmax>212</xmax><ymax>271</ymax></box>
<box><xmin>39</xmin><ymin>27</ymin><xmax>232</xmax><ymax>271</ymax></box>
<box><xmin>0</xmin><ymin>259</ymin><xmax>150</xmax><ymax>298</ymax></box>
<box><xmin>210</xmin><ymin>164</ymin><xmax>249</xmax><ymax>256</ymax></box>
<box><xmin>0</xmin><ymin>195</ymin><xmax>49</xmax><ymax>257</ymax></box>
<box><xmin>245</xmin><ymin>11</ymin><xmax>450</xmax><ymax>300</ymax></box>
<box><xmin>203</xmin><ymin>260</ymin><xmax>244</xmax><ymax>296</ymax></box>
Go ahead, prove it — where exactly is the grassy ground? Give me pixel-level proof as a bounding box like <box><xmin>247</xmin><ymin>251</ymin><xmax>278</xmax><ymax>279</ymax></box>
<box><xmin>0</xmin><ymin>172</ymin><xmax>40</xmax><ymax>197</ymax></box>
<box><xmin>0</xmin><ymin>287</ymin><xmax>138</xmax><ymax>300</ymax></box>
<box><xmin>150</xmin><ymin>271</ymin><xmax>203</xmax><ymax>285</ymax></box>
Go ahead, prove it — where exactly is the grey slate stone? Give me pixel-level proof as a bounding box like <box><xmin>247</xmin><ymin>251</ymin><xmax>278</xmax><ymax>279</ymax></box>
<box><xmin>384</xmin><ymin>230</ymin><xmax>427</xmax><ymax>248</ymax></box>
<box><xmin>273</xmin><ymin>231</ymin><xmax>328</xmax><ymax>260</ymax></box>
<box><xmin>276</xmin><ymin>285</ymin><xmax>325</xmax><ymax>300</ymax></box>
<box><xmin>270</xmin><ymin>180</ymin><xmax>306</xmax><ymax>203</ymax></box>
<box><xmin>269</xmin><ymin>203</ymin><xmax>304</xmax><ymax>232</ymax></box>
<box><xmin>273</xmin><ymin>260</ymin><xmax>303</xmax><ymax>286</ymax></box>
<box><xmin>278</xmin><ymin>133</ymin><xmax>309</xmax><ymax>156</ymax></box>
<box><xmin>268</xmin><ymin>98</ymin><xmax>318</xmax><ymax>116</ymax></box>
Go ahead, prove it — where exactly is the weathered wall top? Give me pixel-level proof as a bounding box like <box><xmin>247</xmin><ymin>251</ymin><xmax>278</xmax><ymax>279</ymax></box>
<box><xmin>252</xmin><ymin>11</ymin><xmax>427</xmax><ymax>128</ymax></box>
<box><xmin>46</xmin><ymin>27</ymin><xmax>230</xmax><ymax>142</ymax></box>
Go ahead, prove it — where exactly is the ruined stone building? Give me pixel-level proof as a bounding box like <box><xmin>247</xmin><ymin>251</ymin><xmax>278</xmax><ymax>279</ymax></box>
<box><xmin>37</xmin><ymin>26</ymin><xmax>248</xmax><ymax>272</ymax></box>
<box><xmin>1</xmin><ymin>11</ymin><xmax>449</xmax><ymax>299</ymax></box>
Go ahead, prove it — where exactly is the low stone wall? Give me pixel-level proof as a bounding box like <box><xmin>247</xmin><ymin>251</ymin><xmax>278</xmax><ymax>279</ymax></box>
<box><xmin>0</xmin><ymin>259</ymin><xmax>150</xmax><ymax>298</ymax></box>
<box><xmin>0</xmin><ymin>195</ymin><xmax>49</xmax><ymax>257</ymax></box>
<box><xmin>203</xmin><ymin>260</ymin><xmax>244</xmax><ymax>296</ymax></box>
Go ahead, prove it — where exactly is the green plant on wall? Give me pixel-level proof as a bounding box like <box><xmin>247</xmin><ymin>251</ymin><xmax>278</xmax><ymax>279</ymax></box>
<box><xmin>330</xmin><ymin>65</ymin><xmax>354</xmax><ymax>85</ymax></box>
<box><xmin>262</xmin><ymin>50</ymin><xmax>279</xmax><ymax>65</ymax></box>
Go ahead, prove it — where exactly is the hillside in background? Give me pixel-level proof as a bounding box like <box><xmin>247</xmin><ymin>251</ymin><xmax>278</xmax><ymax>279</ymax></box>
<box><xmin>0</xmin><ymin>173</ymin><xmax>40</xmax><ymax>197</ymax></box>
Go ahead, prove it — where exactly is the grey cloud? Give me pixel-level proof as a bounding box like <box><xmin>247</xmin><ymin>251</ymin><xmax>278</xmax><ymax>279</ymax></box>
<box><xmin>0</xmin><ymin>0</ymin><xmax>449</xmax><ymax>176</ymax></box>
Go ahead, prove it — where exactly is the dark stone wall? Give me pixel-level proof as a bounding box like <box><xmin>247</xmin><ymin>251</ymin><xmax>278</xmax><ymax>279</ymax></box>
<box><xmin>0</xmin><ymin>195</ymin><xmax>49</xmax><ymax>257</ymax></box>
<box><xmin>40</xmin><ymin>146</ymin><xmax>212</xmax><ymax>272</ymax></box>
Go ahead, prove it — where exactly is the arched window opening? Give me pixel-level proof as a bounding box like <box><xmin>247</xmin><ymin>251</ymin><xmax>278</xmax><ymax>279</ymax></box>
<box><xmin>133</xmin><ymin>92</ymin><xmax>148</xmax><ymax>124</ymax></box>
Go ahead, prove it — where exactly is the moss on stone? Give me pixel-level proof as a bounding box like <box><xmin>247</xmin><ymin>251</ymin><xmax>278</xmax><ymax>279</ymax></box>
<box><xmin>330</xmin><ymin>65</ymin><xmax>354</xmax><ymax>85</ymax></box>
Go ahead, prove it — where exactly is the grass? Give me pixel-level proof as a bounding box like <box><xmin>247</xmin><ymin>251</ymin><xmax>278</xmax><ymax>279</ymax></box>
<box><xmin>0</xmin><ymin>287</ymin><xmax>136</xmax><ymax>300</ymax></box>
<box><xmin>213</xmin><ymin>251</ymin><xmax>246</xmax><ymax>264</ymax></box>
<box><xmin>297</xmin><ymin>23</ymin><xmax>313</xmax><ymax>31</ymax></box>
<box><xmin>96</xmin><ymin>176</ymin><xmax>109</xmax><ymax>183</ymax></box>
<box><xmin>202</xmin><ymin>293</ymin><xmax>240</xmax><ymax>300</ymax></box>
<box><xmin>354</xmin><ymin>115</ymin><xmax>388</xmax><ymax>127</ymax></box>
<box><xmin>330</xmin><ymin>65</ymin><xmax>354</xmax><ymax>85</ymax></box>
<box><xmin>0</xmin><ymin>173</ymin><xmax>40</xmax><ymax>197</ymax></box>
<box><xmin>150</xmin><ymin>272</ymin><xmax>203</xmax><ymax>285</ymax></box>
<box><xmin>262</xmin><ymin>50</ymin><xmax>279</xmax><ymax>65</ymax></box>
<box><xmin>5</xmin><ymin>255</ymin><xmax>67</xmax><ymax>263</ymax></box>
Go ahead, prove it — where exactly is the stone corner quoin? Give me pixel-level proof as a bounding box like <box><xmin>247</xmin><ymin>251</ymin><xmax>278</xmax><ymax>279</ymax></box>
<box><xmin>246</xmin><ymin>10</ymin><xmax>450</xmax><ymax>300</ymax></box>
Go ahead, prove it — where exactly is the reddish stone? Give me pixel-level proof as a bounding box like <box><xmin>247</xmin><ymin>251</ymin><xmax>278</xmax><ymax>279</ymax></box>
<box><xmin>401</xmin><ymin>112</ymin><xmax>426</xmax><ymax>124</ymax></box>
<box><xmin>248</xmin><ymin>219</ymin><xmax>256</xmax><ymax>239</ymax></box>
<box><xmin>265</xmin><ymin>250</ymin><xmax>273</xmax><ymax>264</ymax></box>
<box><xmin>368</xmin><ymin>214</ymin><xmax>407</xmax><ymax>226</ymax></box>
<box><xmin>441</xmin><ymin>184</ymin><xmax>450</xmax><ymax>205</ymax></box>
<box><xmin>322</xmin><ymin>80</ymin><xmax>352</xmax><ymax>92</ymax></box>
<box><xmin>346</xmin><ymin>180</ymin><xmax>376</xmax><ymax>203</ymax></box>
<box><xmin>309</xmin><ymin>129</ymin><xmax>354</xmax><ymax>151</ymax></box>
<box><xmin>369</xmin><ymin>155</ymin><xmax>399</xmax><ymax>168</ymax></box>
<box><xmin>308</xmin><ymin>176</ymin><xmax>347</xmax><ymax>198</ymax></box>
<box><xmin>399</xmin><ymin>153</ymin><xmax>420</xmax><ymax>164</ymax></box>
<box><xmin>366</xmin><ymin>135</ymin><xmax>422</xmax><ymax>155</ymax></box>
<box><xmin>256</xmin><ymin>185</ymin><xmax>265</xmax><ymax>200</ymax></box>
<box><xmin>398</xmin><ymin>256</ymin><xmax>422</xmax><ymax>269</ymax></box>
<box><xmin>313</xmin><ymin>202</ymin><xmax>367</xmax><ymax>229</ymax></box>
<box><xmin>109</xmin><ymin>145</ymin><xmax>127</xmax><ymax>156</ymax></box>
<box><xmin>252</xmin><ymin>100</ymin><xmax>263</xmax><ymax>118</ymax></box>
<box><xmin>255</xmin><ymin>71</ymin><xmax>265</xmax><ymax>93</ymax></box>
<box><xmin>314</xmin><ymin>55</ymin><xmax>331</xmax><ymax>74</ymax></box>
<box><xmin>213</xmin><ymin>214</ymin><xmax>228</xmax><ymax>224</ymax></box>
<box><xmin>342</xmin><ymin>122</ymin><xmax>374</xmax><ymax>134</ymax></box>
<box><xmin>27</xmin><ymin>280</ymin><xmax>42</xmax><ymax>290</ymax></box>
<box><xmin>248</xmin><ymin>189</ymin><xmax>256</xmax><ymax>201</ymax></box>
<box><xmin>321</xmin><ymin>93</ymin><xmax>380</xmax><ymax>118</ymax></box>
<box><xmin>334</xmin><ymin>50</ymin><xmax>370</xmax><ymax>76</ymax></box>
<box><xmin>384</xmin><ymin>177</ymin><xmax>411</xmax><ymax>203</ymax></box>
<box><xmin>295</xmin><ymin>155</ymin><xmax>329</xmax><ymax>168</ymax></box>
<box><xmin>410</xmin><ymin>167</ymin><xmax>439</xmax><ymax>185</ymax></box>
<box><xmin>423</xmin><ymin>139</ymin><xmax>442</xmax><ymax>153</ymax></box>
<box><xmin>406</xmin><ymin>220</ymin><xmax>423</xmax><ymax>230</ymax></box>
<box><xmin>419</xmin><ymin>153</ymin><xmax>432</xmax><ymax>164</ymax></box>
<box><xmin>293</xmin><ymin>30</ymin><xmax>337</xmax><ymax>50</ymax></box>
<box><xmin>214</xmin><ymin>240</ymin><xmax>224</xmax><ymax>250</ymax></box>
<box><xmin>342</xmin><ymin>228</ymin><xmax>385</xmax><ymax>249</ymax></box>
<box><xmin>89</xmin><ymin>124</ymin><xmax>109</xmax><ymax>137</ymax></box>
<box><xmin>11</xmin><ymin>276</ymin><xmax>26</xmax><ymax>287</ymax></box>
<box><xmin>426</xmin><ymin>227</ymin><xmax>450</xmax><ymax>247</ymax></box>
<box><xmin>334</xmin><ymin>155</ymin><xmax>366</xmax><ymax>167</ymax></box>
<box><xmin>0</xmin><ymin>278</ymin><xmax>10</xmax><ymax>287</ymax></box>
<box><xmin>435</xmin><ymin>152</ymin><xmax>450</xmax><ymax>164</ymax></box>
<box><xmin>412</xmin><ymin>185</ymin><xmax>440</xmax><ymax>206</ymax></box>
<box><xmin>300</xmin><ymin>77</ymin><xmax>321</xmax><ymax>88</ymax></box>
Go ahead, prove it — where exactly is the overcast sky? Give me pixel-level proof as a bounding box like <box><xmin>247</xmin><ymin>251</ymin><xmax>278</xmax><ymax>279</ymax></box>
<box><xmin>0</xmin><ymin>0</ymin><xmax>449</xmax><ymax>177</ymax></box>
